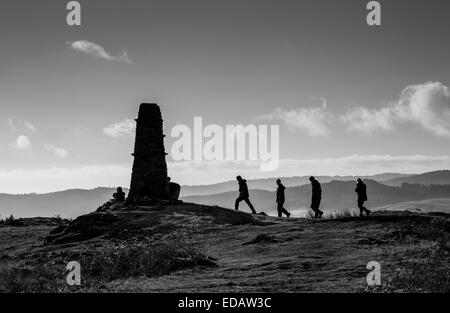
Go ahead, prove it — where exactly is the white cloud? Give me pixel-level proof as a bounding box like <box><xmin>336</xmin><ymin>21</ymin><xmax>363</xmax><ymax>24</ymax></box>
<box><xmin>258</xmin><ymin>105</ymin><xmax>331</xmax><ymax>137</ymax></box>
<box><xmin>25</xmin><ymin>121</ymin><xmax>37</xmax><ymax>132</ymax></box>
<box><xmin>341</xmin><ymin>81</ymin><xmax>450</xmax><ymax>136</ymax></box>
<box><xmin>103</xmin><ymin>119</ymin><xmax>136</xmax><ymax>138</ymax></box>
<box><xmin>66</xmin><ymin>40</ymin><xmax>133</xmax><ymax>64</ymax></box>
<box><xmin>44</xmin><ymin>144</ymin><xmax>68</xmax><ymax>158</ymax></box>
<box><xmin>341</xmin><ymin>105</ymin><xmax>397</xmax><ymax>134</ymax></box>
<box><xmin>398</xmin><ymin>81</ymin><xmax>450</xmax><ymax>136</ymax></box>
<box><xmin>15</xmin><ymin>135</ymin><xmax>32</xmax><ymax>150</ymax></box>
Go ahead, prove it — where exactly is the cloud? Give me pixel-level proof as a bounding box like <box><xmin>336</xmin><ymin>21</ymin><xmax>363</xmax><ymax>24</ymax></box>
<box><xmin>14</xmin><ymin>135</ymin><xmax>32</xmax><ymax>150</ymax></box>
<box><xmin>66</xmin><ymin>40</ymin><xmax>133</xmax><ymax>64</ymax></box>
<box><xmin>44</xmin><ymin>144</ymin><xmax>68</xmax><ymax>158</ymax></box>
<box><xmin>340</xmin><ymin>105</ymin><xmax>397</xmax><ymax>134</ymax></box>
<box><xmin>341</xmin><ymin>81</ymin><xmax>450</xmax><ymax>136</ymax></box>
<box><xmin>24</xmin><ymin>121</ymin><xmax>37</xmax><ymax>132</ymax></box>
<box><xmin>398</xmin><ymin>81</ymin><xmax>450</xmax><ymax>136</ymax></box>
<box><xmin>103</xmin><ymin>119</ymin><xmax>136</xmax><ymax>138</ymax></box>
<box><xmin>257</xmin><ymin>104</ymin><xmax>331</xmax><ymax>137</ymax></box>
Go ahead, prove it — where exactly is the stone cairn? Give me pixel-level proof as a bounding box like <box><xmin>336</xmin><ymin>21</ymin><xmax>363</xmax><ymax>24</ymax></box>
<box><xmin>127</xmin><ymin>103</ymin><xmax>170</xmax><ymax>201</ymax></box>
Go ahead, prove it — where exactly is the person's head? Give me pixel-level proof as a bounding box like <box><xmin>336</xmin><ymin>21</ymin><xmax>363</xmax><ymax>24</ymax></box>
<box><xmin>309</xmin><ymin>176</ymin><xmax>315</xmax><ymax>183</ymax></box>
<box><xmin>236</xmin><ymin>175</ymin><xmax>242</xmax><ymax>182</ymax></box>
<box><xmin>117</xmin><ymin>187</ymin><xmax>123</xmax><ymax>192</ymax></box>
<box><xmin>276</xmin><ymin>179</ymin><xmax>281</xmax><ymax>185</ymax></box>
<box><xmin>357</xmin><ymin>178</ymin><xmax>362</xmax><ymax>183</ymax></box>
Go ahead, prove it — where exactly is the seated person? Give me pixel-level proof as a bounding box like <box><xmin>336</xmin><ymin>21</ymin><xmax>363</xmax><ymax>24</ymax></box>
<box><xmin>113</xmin><ymin>187</ymin><xmax>126</xmax><ymax>202</ymax></box>
<box><xmin>166</xmin><ymin>177</ymin><xmax>181</xmax><ymax>201</ymax></box>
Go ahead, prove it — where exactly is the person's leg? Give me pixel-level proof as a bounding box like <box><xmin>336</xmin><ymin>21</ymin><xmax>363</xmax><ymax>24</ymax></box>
<box><xmin>277</xmin><ymin>202</ymin><xmax>282</xmax><ymax>217</ymax></box>
<box><xmin>361</xmin><ymin>200</ymin><xmax>371</xmax><ymax>216</ymax></box>
<box><xmin>317</xmin><ymin>199</ymin><xmax>323</xmax><ymax>218</ymax></box>
<box><xmin>235</xmin><ymin>196</ymin><xmax>243</xmax><ymax>211</ymax></box>
<box><xmin>278</xmin><ymin>201</ymin><xmax>289</xmax><ymax>217</ymax></box>
<box><xmin>358</xmin><ymin>199</ymin><xmax>365</xmax><ymax>216</ymax></box>
<box><xmin>311</xmin><ymin>202</ymin><xmax>318</xmax><ymax>218</ymax></box>
<box><xmin>244</xmin><ymin>198</ymin><xmax>257</xmax><ymax>214</ymax></box>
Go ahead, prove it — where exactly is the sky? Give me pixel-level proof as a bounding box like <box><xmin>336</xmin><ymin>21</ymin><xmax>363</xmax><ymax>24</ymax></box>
<box><xmin>1</xmin><ymin>0</ymin><xmax>450</xmax><ymax>193</ymax></box>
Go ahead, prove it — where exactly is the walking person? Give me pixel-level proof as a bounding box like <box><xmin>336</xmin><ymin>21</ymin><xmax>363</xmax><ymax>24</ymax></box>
<box><xmin>355</xmin><ymin>178</ymin><xmax>371</xmax><ymax>217</ymax></box>
<box><xmin>276</xmin><ymin>179</ymin><xmax>290</xmax><ymax>217</ymax></box>
<box><xmin>309</xmin><ymin>176</ymin><xmax>324</xmax><ymax>218</ymax></box>
<box><xmin>235</xmin><ymin>176</ymin><xmax>257</xmax><ymax>214</ymax></box>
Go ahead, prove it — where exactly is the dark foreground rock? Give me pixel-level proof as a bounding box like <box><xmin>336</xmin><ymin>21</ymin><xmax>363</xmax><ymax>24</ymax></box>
<box><xmin>45</xmin><ymin>201</ymin><xmax>271</xmax><ymax>245</ymax></box>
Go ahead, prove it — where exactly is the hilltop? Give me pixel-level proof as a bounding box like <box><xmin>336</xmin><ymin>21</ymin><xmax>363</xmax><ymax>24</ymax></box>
<box><xmin>0</xmin><ymin>200</ymin><xmax>448</xmax><ymax>292</ymax></box>
<box><xmin>385</xmin><ymin>170</ymin><xmax>450</xmax><ymax>186</ymax></box>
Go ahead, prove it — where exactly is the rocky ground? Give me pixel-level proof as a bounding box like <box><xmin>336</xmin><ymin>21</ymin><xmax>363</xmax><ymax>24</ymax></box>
<box><xmin>0</xmin><ymin>201</ymin><xmax>449</xmax><ymax>293</ymax></box>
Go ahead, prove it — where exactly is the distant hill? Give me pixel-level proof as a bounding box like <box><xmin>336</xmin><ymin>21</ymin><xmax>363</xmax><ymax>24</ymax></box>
<box><xmin>375</xmin><ymin>198</ymin><xmax>450</xmax><ymax>214</ymax></box>
<box><xmin>385</xmin><ymin>170</ymin><xmax>450</xmax><ymax>186</ymax></box>
<box><xmin>181</xmin><ymin>173</ymin><xmax>413</xmax><ymax>196</ymax></box>
<box><xmin>181</xmin><ymin>180</ymin><xmax>450</xmax><ymax>215</ymax></box>
<box><xmin>2</xmin><ymin>171</ymin><xmax>449</xmax><ymax>219</ymax></box>
<box><xmin>0</xmin><ymin>188</ymin><xmax>126</xmax><ymax>219</ymax></box>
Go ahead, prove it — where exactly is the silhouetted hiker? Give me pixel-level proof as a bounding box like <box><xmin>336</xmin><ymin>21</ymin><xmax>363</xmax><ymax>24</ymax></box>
<box><xmin>235</xmin><ymin>176</ymin><xmax>257</xmax><ymax>214</ymax></box>
<box><xmin>276</xmin><ymin>179</ymin><xmax>290</xmax><ymax>217</ymax></box>
<box><xmin>113</xmin><ymin>187</ymin><xmax>126</xmax><ymax>202</ymax></box>
<box><xmin>355</xmin><ymin>178</ymin><xmax>371</xmax><ymax>216</ymax></box>
<box><xmin>166</xmin><ymin>177</ymin><xmax>181</xmax><ymax>201</ymax></box>
<box><xmin>309</xmin><ymin>176</ymin><xmax>323</xmax><ymax>218</ymax></box>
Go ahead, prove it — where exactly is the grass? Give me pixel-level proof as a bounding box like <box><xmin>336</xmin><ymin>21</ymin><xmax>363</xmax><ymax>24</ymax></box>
<box><xmin>306</xmin><ymin>209</ymin><xmax>359</xmax><ymax>219</ymax></box>
<box><xmin>0</xmin><ymin>262</ymin><xmax>66</xmax><ymax>293</ymax></box>
<box><xmin>363</xmin><ymin>216</ymin><xmax>450</xmax><ymax>293</ymax></box>
<box><xmin>326</xmin><ymin>209</ymin><xmax>359</xmax><ymax>219</ymax></box>
<box><xmin>390</xmin><ymin>244</ymin><xmax>450</xmax><ymax>292</ymax></box>
<box><xmin>81</xmin><ymin>241</ymin><xmax>215</xmax><ymax>281</ymax></box>
<box><xmin>0</xmin><ymin>240</ymin><xmax>214</xmax><ymax>292</ymax></box>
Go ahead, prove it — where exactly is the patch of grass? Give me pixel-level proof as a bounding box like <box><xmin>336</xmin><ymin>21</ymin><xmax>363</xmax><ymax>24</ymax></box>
<box><xmin>81</xmin><ymin>241</ymin><xmax>215</xmax><ymax>282</ymax></box>
<box><xmin>306</xmin><ymin>210</ymin><xmax>316</xmax><ymax>219</ymax></box>
<box><xmin>326</xmin><ymin>209</ymin><xmax>359</xmax><ymax>219</ymax></box>
<box><xmin>387</xmin><ymin>245</ymin><xmax>450</xmax><ymax>293</ymax></box>
<box><xmin>406</xmin><ymin>218</ymin><xmax>449</xmax><ymax>241</ymax></box>
<box><xmin>0</xmin><ymin>240</ymin><xmax>215</xmax><ymax>292</ymax></box>
<box><xmin>0</xmin><ymin>262</ymin><xmax>66</xmax><ymax>293</ymax></box>
<box><xmin>365</xmin><ymin>217</ymin><xmax>450</xmax><ymax>293</ymax></box>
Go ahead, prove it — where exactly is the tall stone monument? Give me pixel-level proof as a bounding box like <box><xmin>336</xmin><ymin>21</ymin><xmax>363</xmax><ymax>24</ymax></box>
<box><xmin>127</xmin><ymin>103</ymin><xmax>169</xmax><ymax>200</ymax></box>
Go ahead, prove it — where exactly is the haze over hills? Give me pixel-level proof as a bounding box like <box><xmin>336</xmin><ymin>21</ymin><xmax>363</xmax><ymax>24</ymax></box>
<box><xmin>384</xmin><ymin>170</ymin><xmax>450</xmax><ymax>186</ymax></box>
<box><xmin>0</xmin><ymin>188</ymin><xmax>125</xmax><ymax>219</ymax></box>
<box><xmin>180</xmin><ymin>173</ymin><xmax>414</xmax><ymax>197</ymax></box>
<box><xmin>1</xmin><ymin>170</ymin><xmax>450</xmax><ymax>219</ymax></box>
